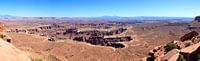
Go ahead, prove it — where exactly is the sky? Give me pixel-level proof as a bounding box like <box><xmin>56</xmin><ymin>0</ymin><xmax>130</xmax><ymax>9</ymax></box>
<box><xmin>0</xmin><ymin>0</ymin><xmax>199</xmax><ymax>17</ymax></box>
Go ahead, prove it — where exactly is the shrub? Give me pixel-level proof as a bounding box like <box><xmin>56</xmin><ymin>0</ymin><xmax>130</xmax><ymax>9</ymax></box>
<box><xmin>164</xmin><ymin>42</ymin><xmax>178</xmax><ymax>52</ymax></box>
<box><xmin>0</xmin><ymin>33</ymin><xmax>5</xmax><ymax>38</ymax></box>
<box><xmin>192</xmin><ymin>38</ymin><xmax>200</xmax><ymax>43</ymax></box>
<box><xmin>184</xmin><ymin>42</ymin><xmax>191</xmax><ymax>47</ymax></box>
<box><xmin>177</xmin><ymin>54</ymin><xmax>186</xmax><ymax>61</ymax></box>
<box><xmin>32</xmin><ymin>58</ymin><xmax>43</xmax><ymax>61</ymax></box>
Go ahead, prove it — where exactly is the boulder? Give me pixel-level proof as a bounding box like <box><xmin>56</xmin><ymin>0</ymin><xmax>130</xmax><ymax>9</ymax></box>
<box><xmin>48</xmin><ymin>37</ymin><xmax>55</xmax><ymax>41</ymax></box>
<box><xmin>180</xmin><ymin>31</ymin><xmax>199</xmax><ymax>41</ymax></box>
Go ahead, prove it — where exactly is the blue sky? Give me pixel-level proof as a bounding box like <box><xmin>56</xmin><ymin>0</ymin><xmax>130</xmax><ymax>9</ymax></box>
<box><xmin>0</xmin><ymin>0</ymin><xmax>199</xmax><ymax>17</ymax></box>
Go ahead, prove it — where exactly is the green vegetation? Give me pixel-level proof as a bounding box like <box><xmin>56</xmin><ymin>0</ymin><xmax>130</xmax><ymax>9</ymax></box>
<box><xmin>164</xmin><ymin>42</ymin><xmax>178</xmax><ymax>52</ymax></box>
<box><xmin>192</xmin><ymin>38</ymin><xmax>200</xmax><ymax>43</ymax></box>
<box><xmin>32</xmin><ymin>58</ymin><xmax>43</xmax><ymax>61</ymax></box>
<box><xmin>184</xmin><ymin>42</ymin><xmax>191</xmax><ymax>47</ymax></box>
<box><xmin>177</xmin><ymin>54</ymin><xmax>186</xmax><ymax>61</ymax></box>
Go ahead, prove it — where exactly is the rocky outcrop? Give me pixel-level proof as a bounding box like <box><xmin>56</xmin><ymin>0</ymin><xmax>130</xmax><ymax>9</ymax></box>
<box><xmin>63</xmin><ymin>28</ymin><xmax>77</xmax><ymax>35</ymax></box>
<box><xmin>147</xmin><ymin>31</ymin><xmax>200</xmax><ymax>61</ymax></box>
<box><xmin>38</xmin><ymin>25</ymin><xmax>52</xmax><ymax>30</ymax></box>
<box><xmin>188</xmin><ymin>16</ymin><xmax>200</xmax><ymax>29</ymax></box>
<box><xmin>148</xmin><ymin>46</ymin><xmax>165</xmax><ymax>61</ymax></box>
<box><xmin>180</xmin><ymin>42</ymin><xmax>200</xmax><ymax>61</ymax></box>
<box><xmin>194</xmin><ymin>16</ymin><xmax>200</xmax><ymax>22</ymax></box>
<box><xmin>180</xmin><ymin>31</ymin><xmax>199</xmax><ymax>41</ymax></box>
<box><xmin>63</xmin><ymin>28</ymin><xmax>127</xmax><ymax>36</ymax></box>
<box><xmin>70</xmin><ymin>28</ymin><xmax>131</xmax><ymax>48</ymax></box>
<box><xmin>161</xmin><ymin>49</ymin><xmax>180</xmax><ymax>61</ymax></box>
<box><xmin>73</xmin><ymin>36</ymin><xmax>132</xmax><ymax>48</ymax></box>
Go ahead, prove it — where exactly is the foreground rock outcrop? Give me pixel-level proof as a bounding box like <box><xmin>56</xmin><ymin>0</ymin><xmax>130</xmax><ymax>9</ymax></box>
<box><xmin>146</xmin><ymin>31</ymin><xmax>200</xmax><ymax>61</ymax></box>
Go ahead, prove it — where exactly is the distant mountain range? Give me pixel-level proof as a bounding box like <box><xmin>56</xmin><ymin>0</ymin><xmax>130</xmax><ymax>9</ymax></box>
<box><xmin>0</xmin><ymin>15</ymin><xmax>194</xmax><ymax>22</ymax></box>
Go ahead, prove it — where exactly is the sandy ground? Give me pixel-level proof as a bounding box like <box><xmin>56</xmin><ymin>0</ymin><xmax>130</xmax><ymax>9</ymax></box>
<box><xmin>0</xmin><ymin>38</ymin><xmax>31</xmax><ymax>61</ymax></box>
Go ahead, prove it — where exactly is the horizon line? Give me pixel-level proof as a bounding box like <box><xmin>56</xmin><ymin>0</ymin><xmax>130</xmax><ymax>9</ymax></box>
<box><xmin>0</xmin><ymin>15</ymin><xmax>195</xmax><ymax>18</ymax></box>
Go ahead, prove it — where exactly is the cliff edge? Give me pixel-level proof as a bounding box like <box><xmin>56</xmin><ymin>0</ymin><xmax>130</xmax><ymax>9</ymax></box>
<box><xmin>0</xmin><ymin>38</ymin><xmax>31</xmax><ymax>61</ymax></box>
<box><xmin>0</xmin><ymin>21</ymin><xmax>31</xmax><ymax>61</ymax></box>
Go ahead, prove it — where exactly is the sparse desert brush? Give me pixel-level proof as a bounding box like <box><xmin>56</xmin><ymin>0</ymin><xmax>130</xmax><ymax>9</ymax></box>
<box><xmin>184</xmin><ymin>42</ymin><xmax>191</xmax><ymax>47</ymax></box>
<box><xmin>164</xmin><ymin>42</ymin><xmax>178</xmax><ymax>52</ymax></box>
<box><xmin>192</xmin><ymin>38</ymin><xmax>200</xmax><ymax>43</ymax></box>
<box><xmin>32</xmin><ymin>57</ymin><xmax>43</xmax><ymax>61</ymax></box>
<box><xmin>177</xmin><ymin>54</ymin><xmax>186</xmax><ymax>61</ymax></box>
<box><xmin>0</xmin><ymin>33</ymin><xmax>5</xmax><ymax>38</ymax></box>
